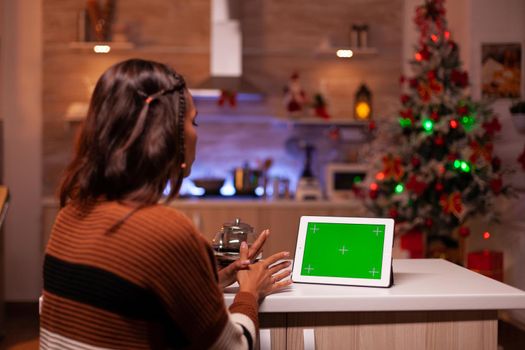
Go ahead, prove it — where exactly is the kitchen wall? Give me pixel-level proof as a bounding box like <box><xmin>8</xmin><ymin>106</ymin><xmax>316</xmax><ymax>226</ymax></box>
<box><xmin>42</xmin><ymin>0</ymin><xmax>404</xmax><ymax>197</ymax></box>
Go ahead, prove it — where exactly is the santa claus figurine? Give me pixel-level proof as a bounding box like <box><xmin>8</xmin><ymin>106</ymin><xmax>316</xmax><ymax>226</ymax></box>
<box><xmin>284</xmin><ymin>72</ymin><xmax>307</xmax><ymax>116</ymax></box>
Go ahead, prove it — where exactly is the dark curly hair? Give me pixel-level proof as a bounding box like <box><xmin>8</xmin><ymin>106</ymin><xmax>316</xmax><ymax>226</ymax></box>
<box><xmin>59</xmin><ymin>59</ymin><xmax>188</xmax><ymax>208</ymax></box>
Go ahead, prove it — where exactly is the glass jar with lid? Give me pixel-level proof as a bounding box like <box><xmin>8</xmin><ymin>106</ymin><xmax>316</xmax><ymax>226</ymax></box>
<box><xmin>211</xmin><ymin>218</ymin><xmax>260</xmax><ymax>267</ymax></box>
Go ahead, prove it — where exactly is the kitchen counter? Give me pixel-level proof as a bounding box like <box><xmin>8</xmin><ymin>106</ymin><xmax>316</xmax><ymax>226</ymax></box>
<box><xmin>224</xmin><ymin>259</ymin><xmax>525</xmax><ymax>350</ymax></box>
<box><xmin>224</xmin><ymin>259</ymin><xmax>525</xmax><ymax>312</ymax></box>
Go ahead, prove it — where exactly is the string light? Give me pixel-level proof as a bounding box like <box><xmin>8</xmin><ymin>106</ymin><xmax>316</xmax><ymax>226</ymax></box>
<box><xmin>450</xmin><ymin>119</ymin><xmax>458</xmax><ymax>129</ymax></box>
<box><xmin>422</xmin><ymin>119</ymin><xmax>434</xmax><ymax>133</ymax></box>
<box><xmin>399</xmin><ymin>118</ymin><xmax>412</xmax><ymax>128</ymax></box>
<box><xmin>453</xmin><ymin>159</ymin><xmax>471</xmax><ymax>173</ymax></box>
<box><xmin>375</xmin><ymin>172</ymin><xmax>385</xmax><ymax>181</ymax></box>
<box><xmin>370</xmin><ymin>183</ymin><xmax>378</xmax><ymax>191</ymax></box>
<box><xmin>394</xmin><ymin>183</ymin><xmax>405</xmax><ymax>193</ymax></box>
<box><xmin>415</xmin><ymin>52</ymin><xmax>423</xmax><ymax>61</ymax></box>
<box><xmin>431</xmin><ymin>34</ymin><xmax>438</xmax><ymax>42</ymax></box>
<box><xmin>483</xmin><ymin>231</ymin><xmax>491</xmax><ymax>240</ymax></box>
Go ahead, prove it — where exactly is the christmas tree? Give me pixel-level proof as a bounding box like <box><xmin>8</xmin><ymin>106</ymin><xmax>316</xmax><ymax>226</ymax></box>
<box><xmin>364</xmin><ymin>0</ymin><xmax>510</xmax><ymax>245</ymax></box>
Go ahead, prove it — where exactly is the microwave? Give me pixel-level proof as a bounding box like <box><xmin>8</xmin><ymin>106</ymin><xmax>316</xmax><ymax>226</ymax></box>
<box><xmin>325</xmin><ymin>163</ymin><xmax>368</xmax><ymax>200</ymax></box>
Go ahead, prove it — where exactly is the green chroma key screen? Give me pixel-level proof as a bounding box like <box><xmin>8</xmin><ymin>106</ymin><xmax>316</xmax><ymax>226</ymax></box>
<box><xmin>300</xmin><ymin>222</ymin><xmax>385</xmax><ymax>279</ymax></box>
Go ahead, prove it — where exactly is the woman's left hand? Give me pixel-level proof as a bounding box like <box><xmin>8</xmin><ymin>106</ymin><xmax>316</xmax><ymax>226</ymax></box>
<box><xmin>218</xmin><ymin>229</ymin><xmax>269</xmax><ymax>289</ymax></box>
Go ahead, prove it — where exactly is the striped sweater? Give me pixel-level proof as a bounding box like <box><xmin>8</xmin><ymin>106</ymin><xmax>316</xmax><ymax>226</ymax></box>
<box><xmin>41</xmin><ymin>201</ymin><xmax>258</xmax><ymax>349</ymax></box>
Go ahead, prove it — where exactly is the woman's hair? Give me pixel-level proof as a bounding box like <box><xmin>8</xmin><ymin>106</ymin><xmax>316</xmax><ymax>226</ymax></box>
<box><xmin>59</xmin><ymin>58</ymin><xmax>187</xmax><ymax>208</ymax></box>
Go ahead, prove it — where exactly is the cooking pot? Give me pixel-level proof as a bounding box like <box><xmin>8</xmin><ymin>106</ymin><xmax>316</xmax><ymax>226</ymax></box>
<box><xmin>232</xmin><ymin>164</ymin><xmax>262</xmax><ymax>195</ymax></box>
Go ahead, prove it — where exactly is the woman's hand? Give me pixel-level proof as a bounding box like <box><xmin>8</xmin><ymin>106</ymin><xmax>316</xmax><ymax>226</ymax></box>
<box><xmin>218</xmin><ymin>229</ymin><xmax>269</xmax><ymax>289</ymax></box>
<box><xmin>236</xmin><ymin>241</ymin><xmax>292</xmax><ymax>301</ymax></box>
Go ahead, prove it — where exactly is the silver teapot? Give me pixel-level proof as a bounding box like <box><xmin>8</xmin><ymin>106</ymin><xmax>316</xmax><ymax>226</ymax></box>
<box><xmin>211</xmin><ymin>218</ymin><xmax>259</xmax><ymax>267</ymax></box>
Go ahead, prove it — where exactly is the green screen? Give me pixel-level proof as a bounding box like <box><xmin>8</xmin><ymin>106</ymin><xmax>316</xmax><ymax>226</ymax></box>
<box><xmin>301</xmin><ymin>222</ymin><xmax>385</xmax><ymax>279</ymax></box>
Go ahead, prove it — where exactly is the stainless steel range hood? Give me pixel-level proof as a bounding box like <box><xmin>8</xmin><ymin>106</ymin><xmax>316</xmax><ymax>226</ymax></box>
<box><xmin>192</xmin><ymin>0</ymin><xmax>263</xmax><ymax>98</ymax></box>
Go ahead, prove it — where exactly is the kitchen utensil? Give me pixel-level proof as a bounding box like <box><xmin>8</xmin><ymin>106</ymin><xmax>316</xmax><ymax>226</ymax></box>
<box><xmin>192</xmin><ymin>177</ymin><xmax>225</xmax><ymax>195</ymax></box>
<box><xmin>232</xmin><ymin>163</ymin><xmax>262</xmax><ymax>196</ymax></box>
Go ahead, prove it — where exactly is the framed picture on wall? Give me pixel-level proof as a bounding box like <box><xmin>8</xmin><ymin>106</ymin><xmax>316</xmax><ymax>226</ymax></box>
<box><xmin>481</xmin><ymin>43</ymin><xmax>521</xmax><ymax>99</ymax></box>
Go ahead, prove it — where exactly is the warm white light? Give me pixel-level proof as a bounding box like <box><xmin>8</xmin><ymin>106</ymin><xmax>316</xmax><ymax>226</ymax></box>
<box><xmin>336</xmin><ymin>49</ymin><xmax>354</xmax><ymax>58</ymax></box>
<box><xmin>93</xmin><ymin>45</ymin><xmax>111</xmax><ymax>53</ymax></box>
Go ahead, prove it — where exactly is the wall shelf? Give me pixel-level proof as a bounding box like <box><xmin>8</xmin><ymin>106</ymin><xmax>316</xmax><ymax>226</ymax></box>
<box><xmin>46</xmin><ymin>42</ymin><xmax>209</xmax><ymax>54</ymax></box>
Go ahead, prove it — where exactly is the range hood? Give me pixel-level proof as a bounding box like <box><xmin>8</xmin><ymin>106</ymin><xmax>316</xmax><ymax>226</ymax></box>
<box><xmin>192</xmin><ymin>0</ymin><xmax>263</xmax><ymax>98</ymax></box>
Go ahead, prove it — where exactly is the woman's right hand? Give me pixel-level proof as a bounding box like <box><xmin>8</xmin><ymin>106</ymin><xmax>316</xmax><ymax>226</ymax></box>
<box><xmin>236</xmin><ymin>241</ymin><xmax>292</xmax><ymax>301</ymax></box>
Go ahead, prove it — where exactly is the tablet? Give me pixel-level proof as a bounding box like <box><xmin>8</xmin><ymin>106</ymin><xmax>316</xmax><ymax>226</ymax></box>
<box><xmin>292</xmin><ymin>216</ymin><xmax>395</xmax><ymax>288</ymax></box>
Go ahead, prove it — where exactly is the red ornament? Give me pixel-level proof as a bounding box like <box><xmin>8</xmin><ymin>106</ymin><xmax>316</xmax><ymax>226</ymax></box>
<box><xmin>458</xmin><ymin>226</ymin><xmax>470</xmax><ymax>237</ymax></box>
<box><xmin>482</xmin><ymin>117</ymin><xmax>502</xmax><ymax>136</ymax></box>
<box><xmin>382</xmin><ymin>155</ymin><xmax>405</xmax><ymax>181</ymax></box>
<box><xmin>440</xmin><ymin>192</ymin><xmax>463</xmax><ymax>218</ymax></box>
<box><xmin>427</xmin><ymin>70</ymin><xmax>436</xmax><ymax>80</ymax></box>
<box><xmin>369</xmin><ymin>190</ymin><xmax>378</xmax><ymax>199</ymax></box>
<box><xmin>451</xmin><ymin>69</ymin><xmax>469</xmax><ymax>87</ymax></box>
<box><xmin>434</xmin><ymin>135</ymin><xmax>444</xmax><ymax>146</ymax></box>
<box><xmin>430</xmin><ymin>111</ymin><xmax>440</xmax><ymax>121</ymax></box>
<box><xmin>389</xmin><ymin>207</ymin><xmax>399</xmax><ymax>219</ymax></box>
<box><xmin>469</xmin><ymin>140</ymin><xmax>493</xmax><ymax>163</ymax></box>
<box><xmin>457</xmin><ymin>105</ymin><xmax>469</xmax><ymax>116</ymax></box>
<box><xmin>406</xmin><ymin>175</ymin><xmax>427</xmax><ymax>195</ymax></box>
<box><xmin>518</xmin><ymin>144</ymin><xmax>525</xmax><ymax>171</ymax></box>
<box><xmin>409</xmin><ymin>79</ymin><xmax>418</xmax><ymax>88</ymax></box>
<box><xmin>435</xmin><ymin>182</ymin><xmax>444</xmax><ymax>192</ymax></box>
<box><xmin>411</xmin><ymin>156</ymin><xmax>421</xmax><ymax>168</ymax></box>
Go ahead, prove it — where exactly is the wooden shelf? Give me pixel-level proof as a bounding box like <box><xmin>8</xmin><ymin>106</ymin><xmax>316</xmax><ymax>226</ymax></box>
<box><xmin>46</xmin><ymin>42</ymin><xmax>208</xmax><ymax>54</ymax></box>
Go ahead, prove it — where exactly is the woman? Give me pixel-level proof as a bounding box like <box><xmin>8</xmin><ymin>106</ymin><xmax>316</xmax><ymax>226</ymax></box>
<box><xmin>40</xmin><ymin>59</ymin><xmax>292</xmax><ymax>349</ymax></box>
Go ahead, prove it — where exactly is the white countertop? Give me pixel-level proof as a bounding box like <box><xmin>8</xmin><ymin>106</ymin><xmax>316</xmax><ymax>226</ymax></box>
<box><xmin>224</xmin><ymin>259</ymin><xmax>525</xmax><ymax>313</ymax></box>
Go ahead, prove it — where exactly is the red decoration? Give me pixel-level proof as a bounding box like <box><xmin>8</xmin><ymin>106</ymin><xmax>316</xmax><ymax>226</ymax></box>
<box><xmin>434</xmin><ymin>135</ymin><xmax>444</xmax><ymax>146</ymax></box>
<box><xmin>430</xmin><ymin>110</ymin><xmax>440</xmax><ymax>121</ymax></box>
<box><xmin>382</xmin><ymin>155</ymin><xmax>404</xmax><ymax>181</ymax></box>
<box><xmin>218</xmin><ymin>90</ymin><xmax>237</xmax><ymax>107</ymax></box>
<box><xmin>401</xmin><ymin>94</ymin><xmax>411</xmax><ymax>105</ymax></box>
<box><xmin>406</xmin><ymin>175</ymin><xmax>427</xmax><ymax>195</ymax></box>
<box><xmin>469</xmin><ymin>140</ymin><xmax>493</xmax><ymax>163</ymax></box>
<box><xmin>458</xmin><ymin>226</ymin><xmax>470</xmax><ymax>237</ymax></box>
<box><xmin>425</xmin><ymin>218</ymin><xmax>433</xmax><ymax>228</ymax></box>
<box><xmin>389</xmin><ymin>207</ymin><xmax>399</xmax><ymax>219</ymax></box>
<box><xmin>467</xmin><ymin>250</ymin><xmax>503</xmax><ymax>281</ymax></box>
<box><xmin>482</xmin><ymin>117</ymin><xmax>502</xmax><ymax>136</ymax></box>
<box><xmin>450</xmin><ymin>69</ymin><xmax>469</xmax><ymax>87</ymax></box>
<box><xmin>449</xmin><ymin>119</ymin><xmax>458</xmax><ymax>129</ymax></box>
<box><xmin>435</xmin><ymin>182</ymin><xmax>444</xmax><ymax>192</ymax></box>
<box><xmin>517</xmin><ymin>144</ymin><xmax>525</xmax><ymax>171</ymax></box>
<box><xmin>457</xmin><ymin>105</ymin><xmax>469</xmax><ymax>116</ymax></box>
<box><xmin>411</xmin><ymin>156</ymin><xmax>421</xmax><ymax>168</ymax></box>
<box><xmin>368</xmin><ymin>120</ymin><xmax>376</xmax><ymax>131</ymax></box>
<box><xmin>440</xmin><ymin>192</ymin><xmax>463</xmax><ymax>218</ymax></box>
<box><xmin>284</xmin><ymin>72</ymin><xmax>306</xmax><ymax>113</ymax></box>
<box><xmin>400</xmin><ymin>229</ymin><xmax>425</xmax><ymax>259</ymax></box>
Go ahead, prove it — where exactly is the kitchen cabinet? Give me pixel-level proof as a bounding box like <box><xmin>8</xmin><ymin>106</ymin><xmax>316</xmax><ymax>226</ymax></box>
<box><xmin>41</xmin><ymin>197</ymin><xmax>366</xmax><ymax>256</ymax></box>
<box><xmin>169</xmin><ymin>199</ymin><xmax>367</xmax><ymax>258</ymax></box>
